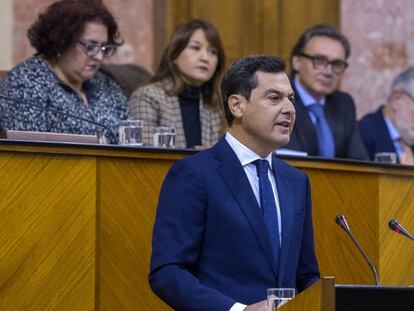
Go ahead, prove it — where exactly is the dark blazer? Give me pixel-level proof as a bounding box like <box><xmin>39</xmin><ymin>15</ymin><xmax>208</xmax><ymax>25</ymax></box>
<box><xmin>149</xmin><ymin>137</ymin><xmax>320</xmax><ymax>311</ymax></box>
<box><xmin>285</xmin><ymin>83</ymin><xmax>369</xmax><ymax>160</ymax></box>
<box><xmin>358</xmin><ymin>106</ymin><xmax>414</xmax><ymax>162</ymax></box>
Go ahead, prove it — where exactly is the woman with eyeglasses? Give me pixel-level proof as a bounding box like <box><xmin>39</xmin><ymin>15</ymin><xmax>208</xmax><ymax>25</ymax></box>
<box><xmin>128</xmin><ymin>19</ymin><xmax>226</xmax><ymax>149</ymax></box>
<box><xmin>0</xmin><ymin>0</ymin><xmax>127</xmax><ymax>143</ymax></box>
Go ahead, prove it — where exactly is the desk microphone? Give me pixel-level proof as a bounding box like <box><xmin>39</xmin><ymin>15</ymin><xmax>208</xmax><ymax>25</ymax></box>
<box><xmin>388</xmin><ymin>219</ymin><xmax>414</xmax><ymax>241</ymax></box>
<box><xmin>0</xmin><ymin>93</ymin><xmax>118</xmax><ymax>143</ymax></box>
<box><xmin>335</xmin><ymin>214</ymin><xmax>380</xmax><ymax>285</ymax></box>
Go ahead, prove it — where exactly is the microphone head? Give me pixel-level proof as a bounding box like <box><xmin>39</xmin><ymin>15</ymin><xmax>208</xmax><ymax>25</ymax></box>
<box><xmin>388</xmin><ymin>219</ymin><xmax>399</xmax><ymax>232</ymax></box>
<box><xmin>388</xmin><ymin>219</ymin><xmax>414</xmax><ymax>241</ymax></box>
<box><xmin>335</xmin><ymin>214</ymin><xmax>350</xmax><ymax>232</ymax></box>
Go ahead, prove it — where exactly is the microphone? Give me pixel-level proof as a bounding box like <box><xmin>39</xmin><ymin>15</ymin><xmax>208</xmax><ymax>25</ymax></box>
<box><xmin>0</xmin><ymin>93</ymin><xmax>117</xmax><ymax>144</ymax></box>
<box><xmin>388</xmin><ymin>219</ymin><xmax>414</xmax><ymax>241</ymax></box>
<box><xmin>335</xmin><ymin>214</ymin><xmax>380</xmax><ymax>285</ymax></box>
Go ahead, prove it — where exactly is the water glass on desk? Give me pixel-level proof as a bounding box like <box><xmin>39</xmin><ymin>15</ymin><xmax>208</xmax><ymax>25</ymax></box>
<box><xmin>153</xmin><ymin>126</ymin><xmax>176</xmax><ymax>148</ymax></box>
<box><xmin>374</xmin><ymin>152</ymin><xmax>397</xmax><ymax>164</ymax></box>
<box><xmin>118</xmin><ymin>119</ymin><xmax>143</xmax><ymax>146</ymax></box>
<box><xmin>267</xmin><ymin>288</ymin><xmax>295</xmax><ymax>310</ymax></box>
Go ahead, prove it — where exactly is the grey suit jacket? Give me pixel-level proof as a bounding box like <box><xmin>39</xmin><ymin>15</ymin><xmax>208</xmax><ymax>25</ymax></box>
<box><xmin>128</xmin><ymin>81</ymin><xmax>224</xmax><ymax>148</ymax></box>
<box><xmin>285</xmin><ymin>84</ymin><xmax>369</xmax><ymax>160</ymax></box>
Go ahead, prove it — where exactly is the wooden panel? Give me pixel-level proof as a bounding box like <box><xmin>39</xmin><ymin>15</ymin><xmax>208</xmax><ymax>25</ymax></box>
<box><xmin>379</xmin><ymin>175</ymin><xmax>414</xmax><ymax>285</ymax></box>
<box><xmin>279</xmin><ymin>0</ymin><xmax>340</xmax><ymax>64</ymax></box>
<box><xmin>2</xmin><ymin>141</ymin><xmax>414</xmax><ymax>309</ymax></box>
<box><xmin>98</xmin><ymin>157</ymin><xmax>173</xmax><ymax>310</ymax></box>
<box><xmin>280</xmin><ymin>277</ymin><xmax>335</xmax><ymax>311</ymax></box>
<box><xmin>263</xmin><ymin>0</ymin><xmax>280</xmax><ymax>56</ymax></box>
<box><xmin>303</xmin><ymin>168</ymin><xmax>378</xmax><ymax>284</ymax></box>
<box><xmin>162</xmin><ymin>0</ymin><xmax>339</xmax><ymax>68</ymax></box>
<box><xmin>0</xmin><ymin>152</ymin><xmax>96</xmax><ymax>310</ymax></box>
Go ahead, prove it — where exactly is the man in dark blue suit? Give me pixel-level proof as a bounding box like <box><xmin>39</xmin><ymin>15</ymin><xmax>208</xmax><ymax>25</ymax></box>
<box><xmin>284</xmin><ymin>24</ymin><xmax>368</xmax><ymax>160</ymax></box>
<box><xmin>149</xmin><ymin>55</ymin><xmax>320</xmax><ymax>311</ymax></box>
<box><xmin>359</xmin><ymin>67</ymin><xmax>414</xmax><ymax>165</ymax></box>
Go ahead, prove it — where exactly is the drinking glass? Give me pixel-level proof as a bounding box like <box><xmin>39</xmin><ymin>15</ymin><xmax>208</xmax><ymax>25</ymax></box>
<box><xmin>267</xmin><ymin>288</ymin><xmax>295</xmax><ymax>311</ymax></box>
<box><xmin>374</xmin><ymin>152</ymin><xmax>397</xmax><ymax>164</ymax></box>
<box><xmin>153</xmin><ymin>126</ymin><xmax>176</xmax><ymax>148</ymax></box>
<box><xmin>118</xmin><ymin>119</ymin><xmax>143</xmax><ymax>146</ymax></box>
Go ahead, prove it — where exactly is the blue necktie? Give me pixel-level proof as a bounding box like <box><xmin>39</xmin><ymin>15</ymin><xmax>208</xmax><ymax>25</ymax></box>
<box><xmin>308</xmin><ymin>103</ymin><xmax>335</xmax><ymax>157</ymax></box>
<box><xmin>254</xmin><ymin>160</ymin><xmax>280</xmax><ymax>269</ymax></box>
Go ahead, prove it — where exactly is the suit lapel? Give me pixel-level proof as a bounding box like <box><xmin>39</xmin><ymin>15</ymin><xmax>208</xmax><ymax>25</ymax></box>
<box><xmin>292</xmin><ymin>84</ymin><xmax>319</xmax><ymax>155</ymax></box>
<box><xmin>272</xmin><ymin>158</ymin><xmax>294</xmax><ymax>285</ymax></box>
<box><xmin>199</xmin><ymin>96</ymin><xmax>209</xmax><ymax>146</ymax></box>
<box><xmin>168</xmin><ymin>94</ymin><xmax>186</xmax><ymax>147</ymax></box>
<box><xmin>213</xmin><ymin>139</ymin><xmax>280</xmax><ymax>279</ymax></box>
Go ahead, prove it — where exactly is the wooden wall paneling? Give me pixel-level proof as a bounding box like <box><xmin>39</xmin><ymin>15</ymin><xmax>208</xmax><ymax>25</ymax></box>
<box><xmin>164</xmin><ymin>0</ymin><xmax>191</xmax><ymax>44</ymax></box>
<box><xmin>278</xmin><ymin>0</ymin><xmax>339</xmax><ymax>68</ymax></box>
<box><xmin>98</xmin><ymin>157</ymin><xmax>174</xmax><ymax>310</ymax></box>
<box><xmin>0</xmin><ymin>152</ymin><xmax>96</xmax><ymax>310</ymax></box>
<box><xmin>263</xmin><ymin>0</ymin><xmax>281</xmax><ymax>56</ymax></box>
<box><xmin>164</xmin><ymin>0</ymin><xmax>276</xmax><ymax>67</ymax></box>
<box><xmin>162</xmin><ymin>0</ymin><xmax>339</xmax><ymax>70</ymax></box>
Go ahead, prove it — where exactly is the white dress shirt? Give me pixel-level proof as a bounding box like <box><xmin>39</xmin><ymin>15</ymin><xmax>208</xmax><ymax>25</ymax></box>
<box><xmin>225</xmin><ymin>132</ymin><xmax>282</xmax><ymax>311</ymax></box>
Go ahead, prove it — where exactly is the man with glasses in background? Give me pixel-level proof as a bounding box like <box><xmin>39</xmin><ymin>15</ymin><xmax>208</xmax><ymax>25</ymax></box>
<box><xmin>359</xmin><ymin>67</ymin><xmax>414</xmax><ymax>165</ymax></box>
<box><xmin>284</xmin><ymin>24</ymin><xmax>368</xmax><ymax>160</ymax></box>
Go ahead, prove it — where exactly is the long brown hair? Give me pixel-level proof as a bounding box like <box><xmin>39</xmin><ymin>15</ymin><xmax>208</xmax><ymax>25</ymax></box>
<box><xmin>150</xmin><ymin>19</ymin><xmax>225</xmax><ymax>106</ymax></box>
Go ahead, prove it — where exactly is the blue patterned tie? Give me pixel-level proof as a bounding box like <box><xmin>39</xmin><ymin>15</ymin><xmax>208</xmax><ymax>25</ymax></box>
<box><xmin>308</xmin><ymin>103</ymin><xmax>335</xmax><ymax>157</ymax></box>
<box><xmin>254</xmin><ymin>160</ymin><xmax>280</xmax><ymax>268</ymax></box>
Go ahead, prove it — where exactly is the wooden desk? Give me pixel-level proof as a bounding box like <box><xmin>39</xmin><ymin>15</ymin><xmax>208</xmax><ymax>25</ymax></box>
<box><xmin>0</xmin><ymin>141</ymin><xmax>413</xmax><ymax>310</ymax></box>
<box><xmin>289</xmin><ymin>157</ymin><xmax>414</xmax><ymax>286</ymax></box>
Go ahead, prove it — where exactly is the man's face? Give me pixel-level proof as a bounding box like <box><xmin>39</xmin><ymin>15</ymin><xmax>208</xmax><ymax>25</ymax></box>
<box><xmin>233</xmin><ymin>71</ymin><xmax>296</xmax><ymax>156</ymax></box>
<box><xmin>393</xmin><ymin>93</ymin><xmax>414</xmax><ymax>145</ymax></box>
<box><xmin>292</xmin><ymin>36</ymin><xmax>347</xmax><ymax>100</ymax></box>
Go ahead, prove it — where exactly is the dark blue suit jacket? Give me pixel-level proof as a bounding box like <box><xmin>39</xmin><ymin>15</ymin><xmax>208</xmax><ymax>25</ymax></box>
<box><xmin>285</xmin><ymin>82</ymin><xmax>369</xmax><ymax>160</ymax></box>
<box><xmin>149</xmin><ymin>138</ymin><xmax>320</xmax><ymax>311</ymax></box>
<box><xmin>358</xmin><ymin>106</ymin><xmax>414</xmax><ymax>162</ymax></box>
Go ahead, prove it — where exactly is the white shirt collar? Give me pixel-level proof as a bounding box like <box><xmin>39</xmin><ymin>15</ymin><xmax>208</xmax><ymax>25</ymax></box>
<box><xmin>294</xmin><ymin>78</ymin><xmax>326</xmax><ymax>106</ymax></box>
<box><xmin>225</xmin><ymin>132</ymin><xmax>273</xmax><ymax>169</ymax></box>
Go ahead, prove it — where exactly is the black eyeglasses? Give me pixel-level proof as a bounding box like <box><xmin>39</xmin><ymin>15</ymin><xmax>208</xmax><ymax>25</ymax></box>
<box><xmin>299</xmin><ymin>53</ymin><xmax>348</xmax><ymax>74</ymax></box>
<box><xmin>77</xmin><ymin>40</ymin><xmax>117</xmax><ymax>59</ymax></box>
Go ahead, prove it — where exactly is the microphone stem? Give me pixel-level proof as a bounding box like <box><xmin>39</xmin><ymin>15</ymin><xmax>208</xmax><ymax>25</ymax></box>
<box><xmin>347</xmin><ymin>229</ymin><xmax>380</xmax><ymax>285</ymax></box>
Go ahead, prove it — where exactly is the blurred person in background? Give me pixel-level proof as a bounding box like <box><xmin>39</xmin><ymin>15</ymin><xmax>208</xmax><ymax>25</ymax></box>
<box><xmin>359</xmin><ymin>67</ymin><xmax>414</xmax><ymax>165</ymax></box>
<box><xmin>128</xmin><ymin>19</ymin><xmax>225</xmax><ymax>149</ymax></box>
<box><xmin>284</xmin><ymin>24</ymin><xmax>368</xmax><ymax>160</ymax></box>
<box><xmin>0</xmin><ymin>0</ymin><xmax>127</xmax><ymax>143</ymax></box>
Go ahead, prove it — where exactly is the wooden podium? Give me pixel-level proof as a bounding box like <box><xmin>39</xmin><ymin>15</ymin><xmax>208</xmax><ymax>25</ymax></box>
<box><xmin>1</xmin><ymin>140</ymin><xmax>414</xmax><ymax>310</ymax></box>
<box><xmin>280</xmin><ymin>277</ymin><xmax>335</xmax><ymax>311</ymax></box>
<box><xmin>280</xmin><ymin>277</ymin><xmax>414</xmax><ymax>311</ymax></box>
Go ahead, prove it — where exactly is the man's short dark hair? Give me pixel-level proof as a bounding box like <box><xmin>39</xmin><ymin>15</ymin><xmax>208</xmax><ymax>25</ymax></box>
<box><xmin>290</xmin><ymin>24</ymin><xmax>351</xmax><ymax>75</ymax></box>
<box><xmin>221</xmin><ymin>55</ymin><xmax>286</xmax><ymax>126</ymax></box>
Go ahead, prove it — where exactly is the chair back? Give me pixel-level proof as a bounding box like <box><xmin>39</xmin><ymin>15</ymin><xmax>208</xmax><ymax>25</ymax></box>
<box><xmin>99</xmin><ymin>64</ymin><xmax>151</xmax><ymax>98</ymax></box>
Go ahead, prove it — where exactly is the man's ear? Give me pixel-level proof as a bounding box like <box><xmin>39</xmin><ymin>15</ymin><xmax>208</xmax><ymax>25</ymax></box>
<box><xmin>228</xmin><ymin>94</ymin><xmax>245</xmax><ymax>119</ymax></box>
<box><xmin>389</xmin><ymin>91</ymin><xmax>404</xmax><ymax>111</ymax></box>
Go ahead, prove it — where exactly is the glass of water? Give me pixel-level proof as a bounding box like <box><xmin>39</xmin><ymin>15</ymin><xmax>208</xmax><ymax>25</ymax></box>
<box><xmin>153</xmin><ymin>126</ymin><xmax>176</xmax><ymax>148</ymax></box>
<box><xmin>267</xmin><ymin>288</ymin><xmax>295</xmax><ymax>310</ymax></box>
<box><xmin>374</xmin><ymin>152</ymin><xmax>397</xmax><ymax>164</ymax></box>
<box><xmin>118</xmin><ymin>119</ymin><xmax>143</xmax><ymax>146</ymax></box>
